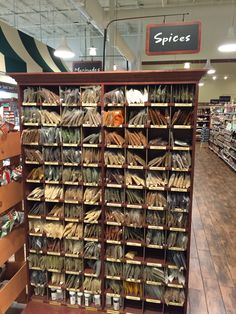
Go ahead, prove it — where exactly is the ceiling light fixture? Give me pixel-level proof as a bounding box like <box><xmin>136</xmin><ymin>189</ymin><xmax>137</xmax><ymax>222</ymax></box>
<box><xmin>212</xmin><ymin>76</ymin><xmax>217</xmax><ymax>80</ymax></box>
<box><xmin>198</xmin><ymin>82</ymin><xmax>204</xmax><ymax>87</ymax></box>
<box><xmin>204</xmin><ymin>59</ymin><xmax>216</xmax><ymax>75</ymax></box>
<box><xmin>224</xmin><ymin>75</ymin><xmax>228</xmax><ymax>80</ymax></box>
<box><xmin>218</xmin><ymin>26</ymin><xmax>236</xmax><ymax>53</ymax></box>
<box><xmin>88</xmin><ymin>46</ymin><xmax>97</xmax><ymax>56</ymax></box>
<box><xmin>184</xmin><ymin>62</ymin><xmax>190</xmax><ymax>69</ymax></box>
<box><xmin>54</xmin><ymin>37</ymin><xmax>75</xmax><ymax>59</ymax></box>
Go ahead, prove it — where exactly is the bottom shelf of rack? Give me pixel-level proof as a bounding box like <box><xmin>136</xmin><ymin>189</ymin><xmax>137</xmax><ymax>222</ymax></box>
<box><xmin>0</xmin><ymin>262</ymin><xmax>27</xmax><ymax>314</ymax></box>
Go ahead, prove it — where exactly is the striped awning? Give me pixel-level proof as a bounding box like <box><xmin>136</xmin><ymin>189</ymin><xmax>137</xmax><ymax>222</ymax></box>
<box><xmin>0</xmin><ymin>20</ymin><xmax>68</xmax><ymax>73</ymax></box>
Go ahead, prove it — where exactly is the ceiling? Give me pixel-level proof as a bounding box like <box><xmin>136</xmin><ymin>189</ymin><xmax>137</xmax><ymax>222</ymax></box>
<box><xmin>98</xmin><ymin>0</ymin><xmax>235</xmax><ymax>9</ymax></box>
<box><xmin>0</xmin><ymin>0</ymin><xmax>235</xmax><ymax>70</ymax></box>
<box><xmin>0</xmin><ymin>0</ymin><xmax>234</xmax><ymax>42</ymax></box>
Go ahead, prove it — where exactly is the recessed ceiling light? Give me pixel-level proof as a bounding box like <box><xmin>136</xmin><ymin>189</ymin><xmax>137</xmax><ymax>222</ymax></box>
<box><xmin>184</xmin><ymin>62</ymin><xmax>190</xmax><ymax>69</ymax></box>
<box><xmin>224</xmin><ymin>75</ymin><xmax>228</xmax><ymax>80</ymax></box>
<box><xmin>212</xmin><ymin>76</ymin><xmax>217</xmax><ymax>80</ymax></box>
<box><xmin>198</xmin><ymin>82</ymin><xmax>204</xmax><ymax>87</ymax></box>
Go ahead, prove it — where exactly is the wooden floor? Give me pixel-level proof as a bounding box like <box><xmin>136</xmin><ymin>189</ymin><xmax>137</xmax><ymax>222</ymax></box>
<box><xmin>15</xmin><ymin>145</ymin><xmax>236</xmax><ymax>314</ymax></box>
<box><xmin>188</xmin><ymin>145</ymin><xmax>236</xmax><ymax>314</ymax></box>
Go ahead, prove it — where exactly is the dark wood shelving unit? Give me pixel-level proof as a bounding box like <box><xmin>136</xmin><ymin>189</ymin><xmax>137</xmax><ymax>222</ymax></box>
<box><xmin>11</xmin><ymin>70</ymin><xmax>205</xmax><ymax>314</ymax></box>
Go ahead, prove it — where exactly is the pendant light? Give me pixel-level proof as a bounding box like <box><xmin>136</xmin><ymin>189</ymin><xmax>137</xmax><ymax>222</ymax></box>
<box><xmin>218</xmin><ymin>26</ymin><xmax>236</xmax><ymax>52</ymax></box>
<box><xmin>184</xmin><ymin>62</ymin><xmax>190</xmax><ymax>69</ymax></box>
<box><xmin>54</xmin><ymin>37</ymin><xmax>75</xmax><ymax>59</ymax></box>
<box><xmin>204</xmin><ymin>59</ymin><xmax>215</xmax><ymax>75</ymax></box>
<box><xmin>88</xmin><ymin>46</ymin><xmax>97</xmax><ymax>56</ymax></box>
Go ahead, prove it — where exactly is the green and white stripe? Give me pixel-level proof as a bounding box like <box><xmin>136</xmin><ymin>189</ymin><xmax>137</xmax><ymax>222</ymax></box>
<box><xmin>0</xmin><ymin>20</ymin><xmax>68</xmax><ymax>73</ymax></box>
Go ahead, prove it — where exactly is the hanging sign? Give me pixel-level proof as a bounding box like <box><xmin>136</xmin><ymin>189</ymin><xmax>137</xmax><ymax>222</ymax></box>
<box><xmin>219</xmin><ymin>96</ymin><xmax>231</xmax><ymax>103</ymax></box>
<box><xmin>146</xmin><ymin>21</ymin><xmax>201</xmax><ymax>55</ymax></box>
<box><xmin>0</xmin><ymin>82</ymin><xmax>17</xmax><ymax>93</ymax></box>
<box><xmin>210</xmin><ymin>99</ymin><xmax>220</xmax><ymax>104</ymax></box>
<box><xmin>73</xmin><ymin>60</ymin><xmax>102</xmax><ymax>72</ymax></box>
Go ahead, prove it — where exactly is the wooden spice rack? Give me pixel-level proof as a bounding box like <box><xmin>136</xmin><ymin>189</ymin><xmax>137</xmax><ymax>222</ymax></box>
<box><xmin>0</xmin><ymin>130</ymin><xmax>26</xmax><ymax>313</ymax></box>
<box><xmin>11</xmin><ymin>70</ymin><xmax>205</xmax><ymax>314</ymax></box>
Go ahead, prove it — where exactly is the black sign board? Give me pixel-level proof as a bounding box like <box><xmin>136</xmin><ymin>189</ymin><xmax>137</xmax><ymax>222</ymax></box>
<box><xmin>210</xmin><ymin>99</ymin><xmax>220</xmax><ymax>105</ymax></box>
<box><xmin>219</xmin><ymin>96</ymin><xmax>231</xmax><ymax>103</ymax></box>
<box><xmin>146</xmin><ymin>21</ymin><xmax>201</xmax><ymax>55</ymax></box>
<box><xmin>73</xmin><ymin>60</ymin><xmax>102</xmax><ymax>72</ymax></box>
<box><xmin>0</xmin><ymin>82</ymin><xmax>17</xmax><ymax>93</ymax></box>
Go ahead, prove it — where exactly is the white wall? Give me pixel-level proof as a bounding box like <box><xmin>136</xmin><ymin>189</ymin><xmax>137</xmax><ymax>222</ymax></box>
<box><xmin>199</xmin><ymin>78</ymin><xmax>236</xmax><ymax>102</ymax></box>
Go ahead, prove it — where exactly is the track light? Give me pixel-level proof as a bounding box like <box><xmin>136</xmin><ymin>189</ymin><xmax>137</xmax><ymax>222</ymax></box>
<box><xmin>218</xmin><ymin>26</ymin><xmax>236</xmax><ymax>53</ymax></box>
<box><xmin>224</xmin><ymin>76</ymin><xmax>228</xmax><ymax>80</ymax></box>
<box><xmin>113</xmin><ymin>64</ymin><xmax>118</xmax><ymax>71</ymax></box>
<box><xmin>212</xmin><ymin>76</ymin><xmax>217</xmax><ymax>80</ymax></box>
<box><xmin>54</xmin><ymin>37</ymin><xmax>75</xmax><ymax>59</ymax></box>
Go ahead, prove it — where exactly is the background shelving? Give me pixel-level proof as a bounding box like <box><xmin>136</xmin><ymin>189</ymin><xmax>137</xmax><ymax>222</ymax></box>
<box><xmin>196</xmin><ymin>102</ymin><xmax>211</xmax><ymax>142</ymax></box>
<box><xmin>209</xmin><ymin>103</ymin><xmax>236</xmax><ymax>172</ymax></box>
<box><xmin>11</xmin><ymin>70</ymin><xmax>205</xmax><ymax>314</ymax></box>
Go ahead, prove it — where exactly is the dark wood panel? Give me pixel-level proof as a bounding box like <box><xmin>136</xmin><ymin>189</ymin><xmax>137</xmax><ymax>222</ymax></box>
<box><xmin>10</xmin><ymin>70</ymin><xmax>206</xmax><ymax>85</ymax></box>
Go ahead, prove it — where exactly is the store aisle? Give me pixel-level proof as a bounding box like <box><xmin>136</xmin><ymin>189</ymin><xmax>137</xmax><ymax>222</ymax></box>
<box><xmin>189</xmin><ymin>145</ymin><xmax>236</xmax><ymax>314</ymax></box>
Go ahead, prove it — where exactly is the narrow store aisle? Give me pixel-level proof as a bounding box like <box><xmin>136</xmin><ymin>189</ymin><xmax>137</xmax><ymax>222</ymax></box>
<box><xmin>189</xmin><ymin>145</ymin><xmax>236</xmax><ymax>314</ymax></box>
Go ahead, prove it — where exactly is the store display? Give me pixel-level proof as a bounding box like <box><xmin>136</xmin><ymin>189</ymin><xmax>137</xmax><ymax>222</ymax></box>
<box><xmin>196</xmin><ymin>103</ymin><xmax>211</xmax><ymax>141</ymax></box>
<box><xmin>0</xmin><ymin>209</ymin><xmax>24</xmax><ymax>238</ymax></box>
<box><xmin>12</xmin><ymin>70</ymin><xmax>204</xmax><ymax>314</ymax></box>
<box><xmin>209</xmin><ymin>103</ymin><xmax>236</xmax><ymax>171</ymax></box>
<box><xmin>0</xmin><ymin>99</ymin><xmax>19</xmax><ymax>134</ymax></box>
<box><xmin>0</xmin><ymin>165</ymin><xmax>22</xmax><ymax>186</ymax></box>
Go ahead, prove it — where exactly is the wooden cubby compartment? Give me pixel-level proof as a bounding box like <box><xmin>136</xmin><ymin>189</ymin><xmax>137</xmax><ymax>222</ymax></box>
<box><xmin>0</xmin><ymin>181</ymin><xmax>23</xmax><ymax>214</ymax></box>
<box><xmin>0</xmin><ymin>225</ymin><xmax>25</xmax><ymax>266</ymax></box>
<box><xmin>0</xmin><ymin>131</ymin><xmax>21</xmax><ymax>160</ymax></box>
<box><xmin>0</xmin><ymin>262</ymin><xmax>27</xmax><ymax>314</ymax></box>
